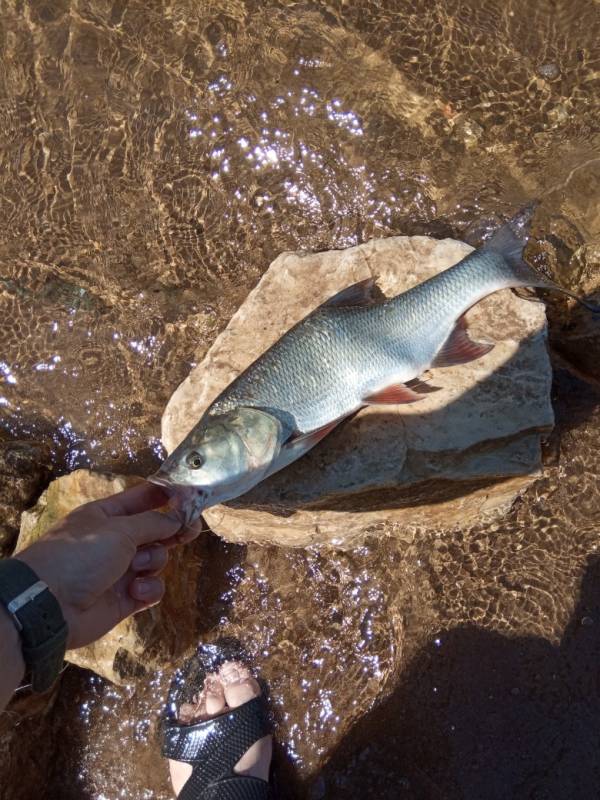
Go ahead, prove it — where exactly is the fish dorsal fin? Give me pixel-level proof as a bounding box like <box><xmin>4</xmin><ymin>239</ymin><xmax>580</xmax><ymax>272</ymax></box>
<box><xmin>322</xmin><ymin>278</ymin><xmax>376</xmax><ymax>308</ymax></box>
<box><xmin>432</xmin><ymin>315</ymin><xmax>494</xmax><ymax>368</ymax></box>
<box><xmin>363</xmin><ymin>383</ymin><xmax>429</xmax><ymax>405</ymax></box>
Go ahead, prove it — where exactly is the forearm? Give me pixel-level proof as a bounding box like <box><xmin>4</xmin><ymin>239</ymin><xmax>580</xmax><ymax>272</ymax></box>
<box><xmin>0</xmin><ymin>603</ymin><xmax>25</xmax><ymax>712</ymax></box>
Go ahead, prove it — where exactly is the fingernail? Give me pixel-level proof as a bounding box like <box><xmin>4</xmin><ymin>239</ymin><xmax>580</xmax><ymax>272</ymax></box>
<box><xmin>135</xmin><ymin>577</ymin><xmax>155</xmax><ymax>596</ymax></box>
<box><xmin>132</xmin><ymin>550</ymin><xmax>151</xmax><ymax>570</ymax></box>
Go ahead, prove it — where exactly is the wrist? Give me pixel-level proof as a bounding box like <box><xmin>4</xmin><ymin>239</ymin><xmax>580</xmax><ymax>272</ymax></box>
<box><xmin>0</xmin><ymin>557</ymin><xmax>68</xmax><ymax>694</ymax></box>
<box><xmin>0</xmin><ymin>600</ymin><xmax>26</xmax><ymax>704</ymax></box>
<box><xmin>15</xmin><ymin>546</ymin><xmax>72</xmax><ymax>647</ymax></box>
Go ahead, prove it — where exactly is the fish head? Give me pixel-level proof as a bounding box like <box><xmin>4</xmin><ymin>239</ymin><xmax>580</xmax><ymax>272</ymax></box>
<box><xmin>149</xmin><ymin>407</ymin><xmax>285</xmax><ymax>519</ymax></box>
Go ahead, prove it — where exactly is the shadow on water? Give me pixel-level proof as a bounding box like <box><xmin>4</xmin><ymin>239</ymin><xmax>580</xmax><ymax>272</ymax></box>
<box><xmin>286</xmin><ymin>555</ymin><xmax>600</xmax><ymax>800</ymax></box>
<box><xmin>268</xmin><ymin>356</ymin><xmax>600</xmax><ymax>799</ymax></box>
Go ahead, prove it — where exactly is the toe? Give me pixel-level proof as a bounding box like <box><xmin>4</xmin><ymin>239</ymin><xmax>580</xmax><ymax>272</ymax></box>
<box><xmin>223</xmin><ymin>675</ymin><xmax>262</xmax><ymax>709</ymax></box>
<box><xmin>177</xmin><ymin>702</ymin><xmax>198</xmax><ymax>724</ymax></box>
<box><xmin>219</xmin><ymin>661</ymin><xmax>261</xmax><ymax>709</ymax></box>
<box><xmin>204</xmin><ymin>676</ymin><xmax>226</xmax><ymax>716</ymax></box>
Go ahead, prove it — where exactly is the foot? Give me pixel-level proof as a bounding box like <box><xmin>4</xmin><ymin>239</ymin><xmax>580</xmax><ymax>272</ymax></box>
<box><xmin>168</xmin><ymin>660</ymin><xmax>273</xmax><ymax>796</ymax></box>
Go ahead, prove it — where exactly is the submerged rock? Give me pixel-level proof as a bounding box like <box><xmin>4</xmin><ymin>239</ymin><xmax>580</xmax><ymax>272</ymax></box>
<box><xmin>548</xmin><ymin>242</ymin><xmax>600</xmax><ymax>381</ymax></box>
<box><xmin>451</xmin><ymin>114</ymin><xmax>484</xmax><ymax>148</ymax></box>
<box><xmin>17</xmin><ymin>470</ymin><xmax>205</xmax><ymax>684</ymax></box>
<box><xmin>0</xmin><ymin>439</ymin><xmax>50</xmax><ymax>554</ymax></box>
<box><xmin>162</xmin><ymin>236</ymin><xmax>553</xmax><ymax>548</ymax></box>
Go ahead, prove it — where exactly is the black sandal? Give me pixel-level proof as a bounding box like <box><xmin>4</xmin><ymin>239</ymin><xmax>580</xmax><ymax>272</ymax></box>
<box><xmin>161</xmin><ymin>645</ymin><xmax>273</xmax><ymax>800</ymax></box>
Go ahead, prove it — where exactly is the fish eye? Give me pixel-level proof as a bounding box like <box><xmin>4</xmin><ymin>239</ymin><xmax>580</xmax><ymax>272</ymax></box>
<box><xmin>186</xmin><ymin>450</ymin><xmax>205</xmax><ymax>469</ymax></box>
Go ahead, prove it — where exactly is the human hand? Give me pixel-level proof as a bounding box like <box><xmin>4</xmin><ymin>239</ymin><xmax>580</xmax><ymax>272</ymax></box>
<box><xmin>15</xmin><ymin>482</ymin><xmax>200</xmax><ymax>649</ymax></box>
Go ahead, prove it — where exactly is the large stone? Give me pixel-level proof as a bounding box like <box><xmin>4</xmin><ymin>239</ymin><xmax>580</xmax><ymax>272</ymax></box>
<box><xmin>17</xmin><ymin>470</ymin><xmax>205</xmax><ymax>684</ymax></box>
<box><xmin>162</xmin><ymin>237</ymin><xmax>554</xmax><ymax>548</ymax></box>
<box><xmin>0</xmin><ymin>439</ymin><xmax>50</xmax><ymax>555</ymax></box>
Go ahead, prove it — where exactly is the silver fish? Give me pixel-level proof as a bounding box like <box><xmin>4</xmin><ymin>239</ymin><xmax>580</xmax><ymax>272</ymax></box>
<box><xmin>150</xmin><ymin>204</ymin><xmax>596</xmax><ymax>522</ymax></box>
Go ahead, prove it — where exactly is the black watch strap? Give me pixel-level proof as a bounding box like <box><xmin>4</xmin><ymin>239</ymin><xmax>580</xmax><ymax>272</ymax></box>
<box><xmin>0</xmin><ymin>558</ymin><xmax>68</xmax><ymax>693</ymax></box>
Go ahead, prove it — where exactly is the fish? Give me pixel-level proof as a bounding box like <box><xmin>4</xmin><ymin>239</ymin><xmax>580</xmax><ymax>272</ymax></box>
<box><xmin>149</xmin><ymin>203</ymin><xmax>598</xmax><ymax>523</ymax></box>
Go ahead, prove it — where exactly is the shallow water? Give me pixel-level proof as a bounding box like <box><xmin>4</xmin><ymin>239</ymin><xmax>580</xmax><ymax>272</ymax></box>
<box><xmin>1</xmin><ymin>0</ymin><xmax>600</xmax><ymax>797</ymax></box>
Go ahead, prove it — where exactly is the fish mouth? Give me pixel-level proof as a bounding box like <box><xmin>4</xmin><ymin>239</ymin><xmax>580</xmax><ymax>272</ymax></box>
<box><xmin>147</xmin><ymin>472</ymin><xmax>208</xmax><ymax>526</ymax></box>
<box><xmin>147</xmin><ymin>472</ymin><xmax>174</xmax><ymax>489</ymax></box>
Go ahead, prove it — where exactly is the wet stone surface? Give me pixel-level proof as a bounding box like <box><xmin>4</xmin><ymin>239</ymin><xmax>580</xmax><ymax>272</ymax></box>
<box><xmin>0</xmin><ymin>438</ymin><xmax>50</xmax><ymax>554</ymax></box>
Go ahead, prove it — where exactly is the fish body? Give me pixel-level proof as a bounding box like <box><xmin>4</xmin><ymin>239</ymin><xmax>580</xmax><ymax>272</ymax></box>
<box><xmin>209</xmin><ymin>250</ymin><xmax>512</xmax><ymax>431</ymax></box>
<box><xmin>151</xmin><ymin>204</ymin><xmax>595</xmax><ymax>521</ymax></box>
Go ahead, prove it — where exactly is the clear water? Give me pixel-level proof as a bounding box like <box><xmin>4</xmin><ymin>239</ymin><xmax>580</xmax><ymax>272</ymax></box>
<box><xmin>1</xmin><ymin>0</ymin><xmax>600</xmax><ymax>797</ymax></box>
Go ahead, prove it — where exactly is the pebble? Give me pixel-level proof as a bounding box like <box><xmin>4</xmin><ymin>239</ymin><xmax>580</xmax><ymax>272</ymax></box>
<box><xmin>537</xmin><ymin>63</ymin><xmax>560</xmax><ymax>80</ymax></box>
<box><xmin>548</xmin><ymin>103</ymin><xmax>569</xmax><ymax>126</ymax></box>
<box><xmin>453</xmin><ymin>115</ymin><xmax>484</xmax><ymax>147</ymax></box>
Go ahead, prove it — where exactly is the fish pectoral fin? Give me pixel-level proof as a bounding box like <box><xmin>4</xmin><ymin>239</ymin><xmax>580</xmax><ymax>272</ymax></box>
<box><xmin>322</xmin><ymin>278</ymin><xmax>376</xmax><ymax>308</ymax></box>
<box><xmin>432</xmin><ymin>315</ymin><xmax>494</xmax><ymax>368</ymax></box>
<box><xmin>363</xmin><ymin>383</ymin><xmax>429</xmax><ymax>404</ymax></box>
<box><xmin>285</xmin><ymin>418</ymin><xmax>345</xmax><ymax>448</ymax></box>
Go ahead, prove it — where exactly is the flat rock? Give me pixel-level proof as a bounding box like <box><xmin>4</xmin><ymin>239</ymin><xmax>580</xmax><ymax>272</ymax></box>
<box><xmin>17</xmin><ymin>470</ymin><xmax>205</xmax><ymax>684</ymax></box>
<box><xmin>162</xmin><ymin>236</ymin><xmax>554</xmax><ymax>548</ymax></box>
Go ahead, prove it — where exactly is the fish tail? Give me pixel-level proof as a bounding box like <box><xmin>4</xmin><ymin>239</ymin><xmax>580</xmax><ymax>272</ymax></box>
<box><xmin>482</xmin><ymin>201</ymin><xmax>538</xmax><ymax>273</ymax></box>
<box><xmin>483</xmin><ymin>202</ymin><xmax>600</xmax><ymax>314</ymax></box>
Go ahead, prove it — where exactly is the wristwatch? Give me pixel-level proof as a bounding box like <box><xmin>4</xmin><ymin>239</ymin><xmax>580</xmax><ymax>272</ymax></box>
<box><xmin>0</xmin><ymin>558</ymin><xmax>68</xmax><ymax>693</ymax></box>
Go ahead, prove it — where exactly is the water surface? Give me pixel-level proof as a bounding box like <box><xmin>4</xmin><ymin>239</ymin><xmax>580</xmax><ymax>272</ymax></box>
<box><xmin>1</xmin><ymin>0</ymin><xmax>600</xmax><ymax>797</ymax></box>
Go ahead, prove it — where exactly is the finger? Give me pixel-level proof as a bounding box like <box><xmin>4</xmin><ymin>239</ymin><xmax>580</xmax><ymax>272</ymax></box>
<box><xmin>161</xmin><ymin>519</ymin><xmax>206</xmax><ymax>548</ymax></box>
<box><xmin>131</xmin><ymin>544</ymin><xmax>169</xmax><ymax>575</ymax></box>
<box><xmin>93</xmin><ymin>482</ymin><xmax>170</xmax><ymax>517</ymax></box>
<box><xmin>177</xmin><ymin>523</ymin><xmax>205</xmax><ymax>545</ymax></box>
<box><xmin>112</xmin><ymin>509</ymin><xmax>182</xmax><ymax>548</ymax></box>
<box><xmin>111</xmin><ymin>573</ymin><xmax>166</xmax><ymax>620</ymax></box>
<box><xmin>128</xmin><ymin>576</ymin><xmax>165</xmax><ymax>609</ymax></box>
<box><xmin>70</xmin><ymin>572</ymin><xmax>165</xmax><ymax>646</ymax></box>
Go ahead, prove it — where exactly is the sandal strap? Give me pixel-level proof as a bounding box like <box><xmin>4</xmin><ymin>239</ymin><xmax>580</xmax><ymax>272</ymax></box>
<box><xmin>184</xmin><ymin>774</ymin><xmax>271</xmax><ymax>800</ymax></box>
<box><xmin>163</xmin><ymin>695</ymin><xmax>271</xmax><ymax>795</ymax></box>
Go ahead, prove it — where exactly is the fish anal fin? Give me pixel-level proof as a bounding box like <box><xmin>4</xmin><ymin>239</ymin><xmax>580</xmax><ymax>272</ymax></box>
<box><xmin>323</xmin><ymin>278</ymin><xmax>376</xmax><ymax>308</ymax></box>
<box><xmin>363</xmin><ymin>383</ymin><xmax>428</xmax><ymax>405</ymax></box>
<box><xmin>432</xmin><ymin>316</ymin><xmax>494</xmax><ymax>368</ymax></box>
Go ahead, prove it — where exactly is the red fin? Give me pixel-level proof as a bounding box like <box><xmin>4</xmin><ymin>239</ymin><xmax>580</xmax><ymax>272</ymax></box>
<box><xmin>432</xmin><ymin>316</ymin><xmax>494</xmax><ymax>368</ymax></box>
<box><xmin>363</xmin><ymin>383</ymin><xmax>427</xmax><ymax>405</ymax></box>
<box><xmin>323</xmin><ymin>278</ymin><xmax>376</xmax><ymax>308</ymax></box>
<box><xmin>404</xmin><ymin>377</ymin><xmax>442</xmax><ymax>394</ymax></box>
<box><xmin>286</xmin><ymin>418</ymin><xmax>343</xmax><ymax>448</ymax></box>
